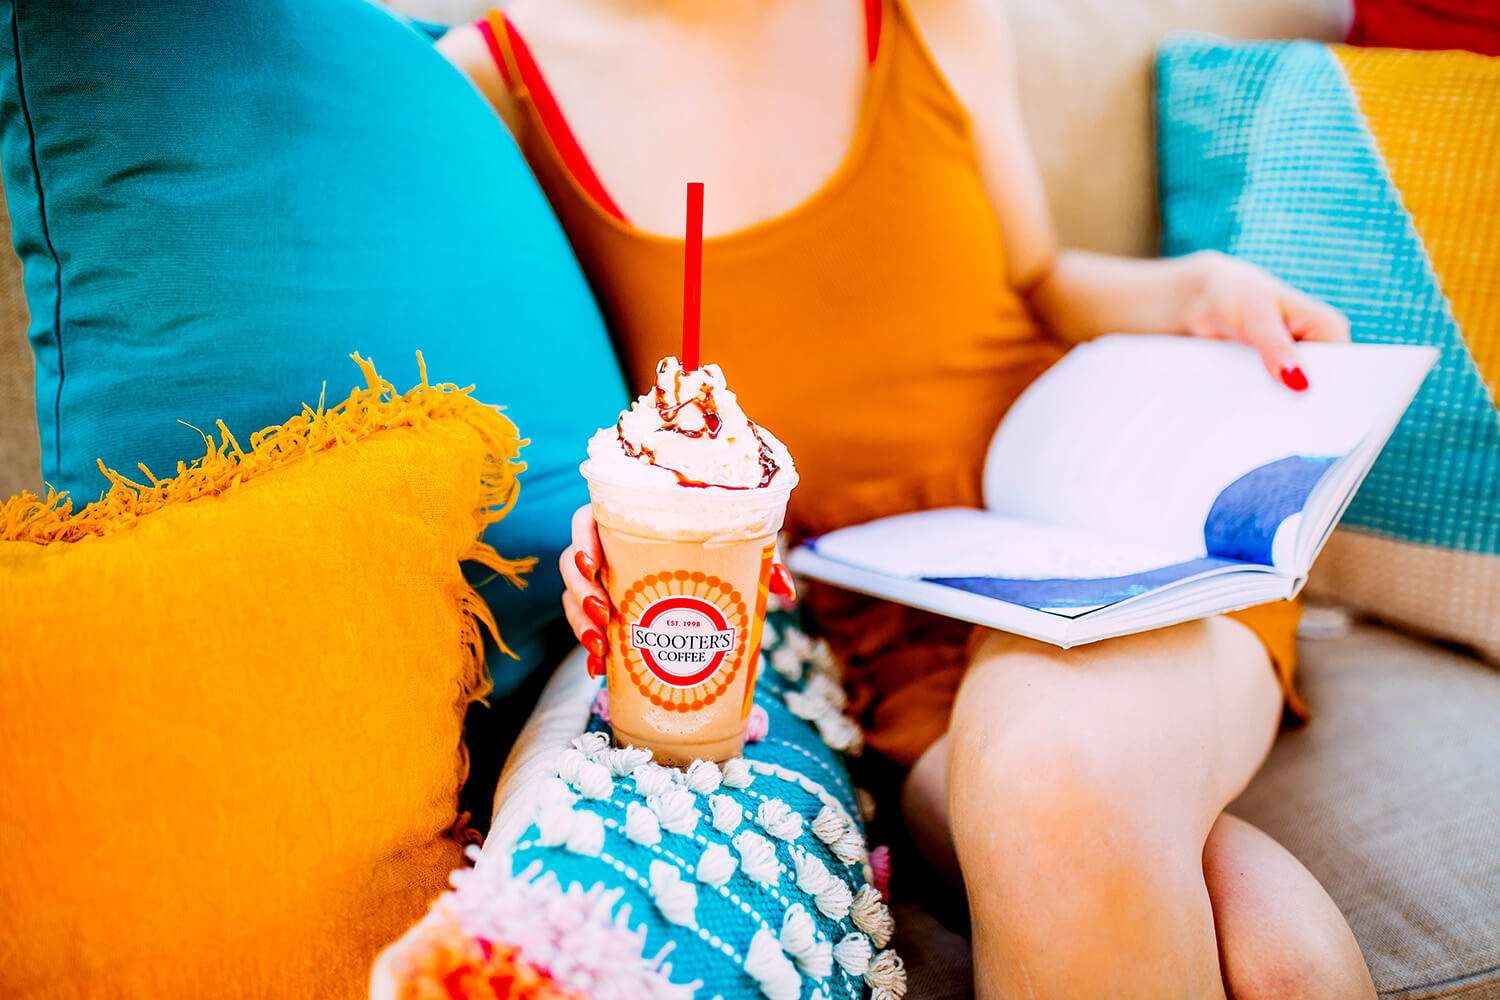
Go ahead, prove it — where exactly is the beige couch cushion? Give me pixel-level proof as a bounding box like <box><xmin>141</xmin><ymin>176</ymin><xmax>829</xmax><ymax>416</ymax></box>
<box><xmin>0</xmin><ymin>181</ymin><xmax>38</xmax><ymax>500</ymax></box>
<box><xmin>1006</xmin><ymin>0</ymin><xmax>1349</xmax><ymax>255</ymax></box>
<box><xmin>1231</xmin><ymin>624</ymin><xmax>1500</xmax><ymax>999</ymax></box>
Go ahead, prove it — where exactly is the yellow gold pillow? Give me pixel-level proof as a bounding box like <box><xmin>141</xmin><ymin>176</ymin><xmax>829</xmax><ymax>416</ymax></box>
<box><xmin>0</xmin><ymin>358</ymin><xmax>532</xmax><ymax>1000</ymax></box>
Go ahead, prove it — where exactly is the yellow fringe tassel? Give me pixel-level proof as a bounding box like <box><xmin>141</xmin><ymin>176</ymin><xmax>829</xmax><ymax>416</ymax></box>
<box><xmin>0</xmin><ymin>354</ymin><xmax>538</xmax><ymax>686</ymax></box>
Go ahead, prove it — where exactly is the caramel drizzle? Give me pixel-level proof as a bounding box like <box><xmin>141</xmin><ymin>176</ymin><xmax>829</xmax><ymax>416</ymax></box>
<box><xmin>616</xmin><ymin>364</ymin><xmax>781</xmax><ymax>489</ymax></box>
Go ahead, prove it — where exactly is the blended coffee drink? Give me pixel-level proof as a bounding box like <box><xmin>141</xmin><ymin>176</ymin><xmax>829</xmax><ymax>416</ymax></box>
<box><xmin>582</xmin><ymin>357</ymin><xmax>797</xmax><ymax>766</ymax></box>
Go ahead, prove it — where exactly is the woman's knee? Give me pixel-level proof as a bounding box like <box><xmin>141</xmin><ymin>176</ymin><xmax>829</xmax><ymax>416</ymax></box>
<box><xmin>1216</xmin><ymin>914</ymin><xmax>1374</xmax><ymax>1000</ymax></box>
<box><xmin>1205</xmin><ymin>816</ymin><xmax>1376</xmax><ymax>1000</ymax></box>
<box><xmin>901</xmin><ymin>735</ymin><xmax>963</xmax><ymax>885</ymax></box>
<box><xmin>947</xmin><ymin>672</ymin><xmax>1170</xmax><ymax>873</ymax></box>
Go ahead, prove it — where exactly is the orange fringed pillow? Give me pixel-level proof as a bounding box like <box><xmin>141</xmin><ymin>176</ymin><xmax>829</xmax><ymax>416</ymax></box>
<box><xmin>0</xmin><ymin>357</ymin><xmax>533</xmax><ymax>1000</ymax></box>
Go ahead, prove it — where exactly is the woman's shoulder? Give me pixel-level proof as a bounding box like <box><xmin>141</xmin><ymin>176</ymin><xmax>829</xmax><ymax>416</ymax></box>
<box><xmin>901</xmin><ymin>0</ymin><xmax>1019</xmax><ymax>114</ymax></box>
<box><xmin>503</xmin><ymin>0</ymin><xmax>635</xmax><ymax>49</ymax></box>
<box><xmin>435</xmin><ymin>21</ymin><xmax>520</xmax><ymax>130</ymax></box>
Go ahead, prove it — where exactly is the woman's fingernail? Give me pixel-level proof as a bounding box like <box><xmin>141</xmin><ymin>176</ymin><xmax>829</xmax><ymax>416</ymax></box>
<box><xmin>769</xmin><ymin>564</ymin><xmax>797</xmax><ymax>602</ymax></box>
<box><xmin>1281</xmin><ymin>366</ymin><xmax>1309</xmax><ymax>392</ymax></box>
<box><xmin>583</xmin><ymin>595</ymin><xmax>611</xmax><ymax>627</ymax></box>
<box><xmin>586</xmin><ymin>653</ymin><xmax>604</xmax><ymax>679</ymax></box>
<box><xmin>581</xmin><ymin>629</ymin><xmax>606</xmax><ymax>659</ymax></box>
<box><xmin>575</xmin><ymin>550</ymin><xmax>598</xmax><ymax>578</ymax></box>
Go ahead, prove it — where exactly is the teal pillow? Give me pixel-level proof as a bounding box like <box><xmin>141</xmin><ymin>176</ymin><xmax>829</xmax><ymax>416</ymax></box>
<box><xmin>1155</xmin><ymin>37</ymin><xmax>1499</xmax><ymax>556</ymax></box>
<box><xmin>0</xmin><ymin>0</ymin><xmax>628</xmax><ymax>694</ymax></box>
<box><xmin>1155</xmin><ymin>37</ymin><xmax>1500</xmax><ymax>664</ymax></box>
<box><xmin>383</xmin><ymin>612</ymin><xmax>906</xmax><ymax>1000</ymax></box>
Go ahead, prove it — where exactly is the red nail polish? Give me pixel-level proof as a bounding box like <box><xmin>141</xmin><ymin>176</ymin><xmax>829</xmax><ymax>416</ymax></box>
<box><xmin>586</xmin><ymin>653</ymin><xmax>604</xmax><ymax>679</ymax></box>
<box><xmin>575</xmin><ymin>550</ymin><xmax>598</xmax><ymax>578</ymax></box>
<box><xmin>1281</xmin><ymin>366</ymin><xmax>1309</xmax><ymax>392</ymax></box>
<box><xmin>581</xmin><ymin>629</ymin><xmax>606</xmax><ymax>659</ymax></box>
<box><xmin>583</xmin><ymin>595</ymin><xmax>611</xmax><ymax>627</ymax></box>
<box><xmin>769</xmin><ymin>564</ymin><xmax>797</xmax><ymax>602</ymax></box>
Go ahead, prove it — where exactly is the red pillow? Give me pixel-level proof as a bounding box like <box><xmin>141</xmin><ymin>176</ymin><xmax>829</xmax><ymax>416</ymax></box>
<box><xmin>1349</xmin><ymin>0</ymin><xmax>1500</xmax><ymax>55</ymax></box>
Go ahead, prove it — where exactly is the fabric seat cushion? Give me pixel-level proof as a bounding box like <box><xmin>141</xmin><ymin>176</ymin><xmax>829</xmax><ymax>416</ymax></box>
<box><xmin>1231</xmin><ymin>624</ymin><xmax>1500</xmax><ymax>999</ymax></box>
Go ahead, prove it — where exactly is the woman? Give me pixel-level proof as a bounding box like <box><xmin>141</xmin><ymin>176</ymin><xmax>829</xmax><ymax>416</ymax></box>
<box><xmin>440</xmin><ymin>2</ymin><xmax>1373</xmax><ymax>996</ymax></box>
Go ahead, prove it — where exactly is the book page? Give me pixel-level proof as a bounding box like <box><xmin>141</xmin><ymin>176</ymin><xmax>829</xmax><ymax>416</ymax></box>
<box><xmin>981</xmin><ymin>337</ymin><xmax>1434</xmax><ymax>570</ymax></box>
<box><xmin>805</xmin><ymin>508</ymin><xmax>1242</xmax><ymax>614</ymax></box>
<box><xmin>811</xmin><ymin>508</ymin><xmax>1187</xmax><ymax>580</ymax></box>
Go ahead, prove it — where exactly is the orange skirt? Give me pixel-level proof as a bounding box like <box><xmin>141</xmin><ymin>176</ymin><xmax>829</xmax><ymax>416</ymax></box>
<box><xmin>809</xmin><ymin>585</ymin><xmax>1306</xmax><ymax>769</ymax></box>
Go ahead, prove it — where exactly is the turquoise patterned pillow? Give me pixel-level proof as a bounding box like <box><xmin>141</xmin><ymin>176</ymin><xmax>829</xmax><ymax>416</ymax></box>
<box><xmin>380</xmin><ymin>610</ymin><xmax>905</xmax><ymax>1000</ymax></box>
<box><xmin>1156</xmin><ymin>36</ymin><xmax>1500</xmax><ymax>660</ymax></box>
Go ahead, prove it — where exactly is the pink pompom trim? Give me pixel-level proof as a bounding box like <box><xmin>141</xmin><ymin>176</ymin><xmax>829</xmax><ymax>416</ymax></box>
<box><xmin>591</xmin><ymin>685</ymin><xmax>611</xmax><ymax>724</ymax></box>
<box><xmin>869</xmin><ymin>844</ymin><xmax>892</xmax><ymax>901</ymax></box>
<box><xmin>745</xmin><ymin>703</ymin><xmax>770</xmax><ymax>742</ymax></box>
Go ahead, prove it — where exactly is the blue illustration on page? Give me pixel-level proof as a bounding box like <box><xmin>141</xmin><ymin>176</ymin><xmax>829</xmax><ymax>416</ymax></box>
<box><xmin>924</xmin><ymin>456</ymin><xmax>1338</xmax><ymax>612</ymax></box>
<box><xmin>926</xmin><ymin>557</ymin><xmax>1241</xmax><ymax>611</ymax></box>
<box><xmin>1203</xmin><ymin>455</ymin><xmax>1336</xmax><ymax>564</ymax></box>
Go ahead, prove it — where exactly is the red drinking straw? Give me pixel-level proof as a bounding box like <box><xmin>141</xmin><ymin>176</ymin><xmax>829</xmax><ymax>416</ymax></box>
<box><xmin>682</xmin><ymin>182</ymin><xmax>704</xmax><ymax>371</ymax></box>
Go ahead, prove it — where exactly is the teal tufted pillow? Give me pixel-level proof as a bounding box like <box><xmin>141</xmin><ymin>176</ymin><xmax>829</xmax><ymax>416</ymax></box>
<box><xmin>383</xmin><ymin>611</ymin><xmax>907</xmax><ymax>1000</ymax></box>
<box><xmin>1155</xmin><ymin>36</ymin><xmax>1500</xmax><ymax>662</ymax></box>
<box><xmin>0</xmin><ymin>0</ymin><xmax>629</xmax><ymax>695</ymax></box>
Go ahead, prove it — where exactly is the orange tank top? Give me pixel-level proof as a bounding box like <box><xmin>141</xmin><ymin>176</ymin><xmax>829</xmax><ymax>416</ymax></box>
<box><xmin>482</xmin><ymin>0</ymin><xmax>1064</xmax><ymax>542</ymax></box>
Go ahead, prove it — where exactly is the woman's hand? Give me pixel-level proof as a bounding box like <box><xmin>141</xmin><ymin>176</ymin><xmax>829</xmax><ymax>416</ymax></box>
<box><xmin>560</xmin><ymin>506</ymin><xmax>612</xmax><ymax>679</ymax></box>
<box><xmin>1179</xmin><ymin>251</ymin><xmax>1351</xmax><ymax>390</ymax></box>
<box><xmin>560</xmin><ymin>505</ymin><xmax>799</xmax><ymax>678</ymax></box>
<box><xmin>1031</xmin><ymin>249</ymin><xmax>1353</xmax><ymax>391</ymax></box>
<box><xmin>920</xmin><ymin>0</ymin><xmax>1350</xmax><ymax>387</ymax></box>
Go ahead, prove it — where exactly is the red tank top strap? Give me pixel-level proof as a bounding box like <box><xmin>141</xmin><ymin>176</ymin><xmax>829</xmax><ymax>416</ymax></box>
<box><xmin>475</xmin><ymin>17</ymin><xmax>510</xmax><ymax>86</ymax></box>
<box><xmin>480</xmin><ymin>11</ymin><xmax>629</xmax><ymax>223</ymax></box>
<box><xmin>865</xmin><ymin>0</ymin><xmax>884</xmax><ymax>63</ymax></box>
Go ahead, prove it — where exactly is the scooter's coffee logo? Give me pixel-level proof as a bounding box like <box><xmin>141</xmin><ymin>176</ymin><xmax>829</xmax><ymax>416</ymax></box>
<box><xmin>630</xmin><ymin>596</ymin><xmax>738</xmax><ymax>686</ymax></box>
<box><xmin>614</xmin><ymin>571</ymin><xmax>751</xmax><ymax>711</ymax></box>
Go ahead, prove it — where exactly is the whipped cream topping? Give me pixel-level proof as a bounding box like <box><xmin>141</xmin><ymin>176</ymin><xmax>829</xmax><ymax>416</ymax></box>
<box><xmin>586</xmin><ymin>357</ymin><xmax>795</xmax><ymax>490</ymax></box>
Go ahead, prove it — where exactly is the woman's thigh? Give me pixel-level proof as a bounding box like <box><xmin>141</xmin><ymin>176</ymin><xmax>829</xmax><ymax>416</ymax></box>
<box><xmin>937</xmin><ymin>617</ymin><xmax>1287</xmax><ymax>998</ymax></box>
<box><xmin>947</xmin><ymin>615</ymin><xmax>1284</xmax><ymax>841</ymax></box>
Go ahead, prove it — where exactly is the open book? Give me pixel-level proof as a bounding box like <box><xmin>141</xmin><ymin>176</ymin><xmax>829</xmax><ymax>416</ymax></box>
<box><xmin>788</xmin><ymin>336</ymin><xmax>1436</xmax><ymax>647</ymax></box>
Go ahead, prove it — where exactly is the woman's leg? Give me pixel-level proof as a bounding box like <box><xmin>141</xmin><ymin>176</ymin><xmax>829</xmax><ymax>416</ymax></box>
<box><xmin>942</xmin><ymin>617</ymin><xmax>1283</xmax><ymax>1000</ymax></box>
<box><xmin>1203</xmin><ymin>813</ymin><xmax>1375</xmax><ymax>1000</ymax></box>
<box><xmin>903</xmin><ymin>730</ymin><xmax>962</xmax><ymax>883</ymax></box>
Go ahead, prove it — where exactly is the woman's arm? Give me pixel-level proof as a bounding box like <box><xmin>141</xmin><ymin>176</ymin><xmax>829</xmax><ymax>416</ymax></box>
<box><xmin>909</xmin><ymin>0</ymin><xmax>1348</xmax><ymax>387</ymax></box>
<box><xmin>1031</xmin><ymin>249</ymin><xmax>1348</xmax><ymax>385</ymax></box>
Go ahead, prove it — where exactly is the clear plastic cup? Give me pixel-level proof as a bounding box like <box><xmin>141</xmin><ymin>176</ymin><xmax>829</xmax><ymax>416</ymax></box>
<box><xmin>581</xmin><ymin>462</ymin><xmax>796</xmax><ymax>765</ymax></box>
